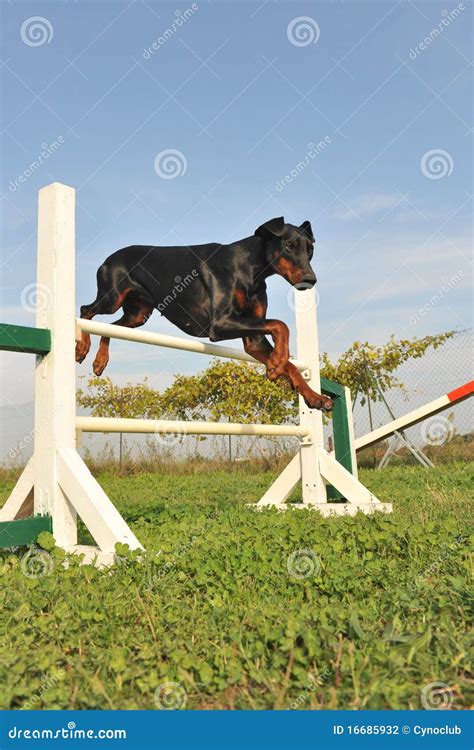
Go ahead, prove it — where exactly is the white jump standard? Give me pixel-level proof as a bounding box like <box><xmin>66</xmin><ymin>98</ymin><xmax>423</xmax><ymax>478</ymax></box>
<box><xmin>0</xmin><ymin>183</ymin><xmax>391</xmax><ymax>566</ymax></box>
<box><xmin>0</xmin><ymin>184</ymin><xmax>142</xmax><ymax>564</ymax></box>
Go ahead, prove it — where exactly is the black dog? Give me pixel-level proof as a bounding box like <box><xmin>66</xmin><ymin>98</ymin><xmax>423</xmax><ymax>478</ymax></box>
<box><xmin>76</xmin><ymin>217</ymin><xmax>333</xmax><ymax>411</ymax></box>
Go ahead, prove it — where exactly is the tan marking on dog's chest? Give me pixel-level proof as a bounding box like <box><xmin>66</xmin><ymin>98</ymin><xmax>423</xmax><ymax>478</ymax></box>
<box><xmin>233</xmin><ymin>288</ymin><xmax>247</xmax><ymax>310</ymax></box>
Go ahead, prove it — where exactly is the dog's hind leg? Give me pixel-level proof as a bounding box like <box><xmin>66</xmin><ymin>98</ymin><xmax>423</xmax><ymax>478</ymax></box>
<box><xmin>92</xmin><ymin>296</ymin><xmax>154</xmax><ymax>376</ymax></box>
<box><xmin>76</xmin><ymin>262</ymin><xmax>134</xmax><ymax>363</ymax></box>
<box><xmin>75</xmin><ymin>287</ymin><xmax>132</xmax><ymax>363</ymax></box>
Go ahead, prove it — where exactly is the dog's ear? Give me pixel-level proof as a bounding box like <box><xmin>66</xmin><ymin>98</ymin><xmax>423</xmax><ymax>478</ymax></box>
<box><xmin>255</xmin><ymin>217</ymin><xmax>285</xmax><ymax>239</ymax></box>
<box><xmin>300</xmin><ymin>220</ymin><xmax>314</xmax><ymax>242</ymax></box>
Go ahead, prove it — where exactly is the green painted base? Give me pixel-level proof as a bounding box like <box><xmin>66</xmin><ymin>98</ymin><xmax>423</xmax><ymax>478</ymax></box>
<box><xmin>0</xmin><ymin>515</ymin><xmax>53</xmax><ymax>548</ymax></box>
<box><xmin>321</xmin><ymin>377</ymin><xmax>353</xmax><ymax>501</ymax></box>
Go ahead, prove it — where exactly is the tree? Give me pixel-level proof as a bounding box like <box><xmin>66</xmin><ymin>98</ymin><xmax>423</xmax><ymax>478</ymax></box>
<box><xmin>76</xmin><ymin>376</ymin><xmax>161</xmax><ymax>464</ymax></box>
<box><xmin>158</xmin><ymin>359</ymin><xmax>298</xmax><ymax>460</ymax></box>
<box><xmin>158</xmin><ymin>359</ymin><xmax>298</xmax><ymax>424</ymax></box>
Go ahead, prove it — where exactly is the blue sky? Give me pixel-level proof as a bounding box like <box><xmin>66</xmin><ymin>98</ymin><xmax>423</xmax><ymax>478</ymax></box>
<box><xmin>1</xmin><ymin>0</ymin><xmax>472</xmax><ymax>407</ymax></box>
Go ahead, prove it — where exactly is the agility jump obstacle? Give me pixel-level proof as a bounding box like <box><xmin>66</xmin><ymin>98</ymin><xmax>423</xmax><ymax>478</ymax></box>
<box><xmin>0</xmin><ymin>183</ymin><xmax>390</xmax><ymax>565</ymax></box>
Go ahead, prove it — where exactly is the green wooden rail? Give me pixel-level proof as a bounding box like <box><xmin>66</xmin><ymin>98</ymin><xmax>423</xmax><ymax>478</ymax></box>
<box><xmin>0</xmin><ymin>323</ymin><xmax>51</xmax><ymax>354</ymax></box>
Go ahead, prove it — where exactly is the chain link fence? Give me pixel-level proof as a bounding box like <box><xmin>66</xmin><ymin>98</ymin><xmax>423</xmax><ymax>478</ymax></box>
<box><xmin>350</xmin><ymin>329</ymin><xmax>473</xmax><ymax>467</ymax></box>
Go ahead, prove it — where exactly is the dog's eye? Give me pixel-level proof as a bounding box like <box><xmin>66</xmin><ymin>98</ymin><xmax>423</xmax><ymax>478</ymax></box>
<box><xmin>285</xmin><ymin>243</ymin><xmax>293</xmax><ymax>252</ymax></box>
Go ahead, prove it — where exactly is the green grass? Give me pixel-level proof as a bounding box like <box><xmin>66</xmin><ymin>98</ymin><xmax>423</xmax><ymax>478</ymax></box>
<box><xmin>0</xmin><ymin>462</ymin><xmax>472</xmax><ymax>710</ymax></box>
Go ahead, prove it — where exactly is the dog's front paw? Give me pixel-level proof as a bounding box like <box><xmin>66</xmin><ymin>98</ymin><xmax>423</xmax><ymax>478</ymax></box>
<box><xmin>266</xmin><ymin>352</ymin><xmax>287</xmax><ymax>381</ymax></box>
<box><xmin>92</xmin><ymin>354</ymin><xmax>109</xmax><ymax>376</ymax></box>
<box><xmin>75</xmin><ymin>338</ymin><xmax>90</xmax><ymax>363</ymax></box>
<box><xmin>303</xmin><ymin>391</ymin><xmax>333</xmax><ymax>412</ymax></box>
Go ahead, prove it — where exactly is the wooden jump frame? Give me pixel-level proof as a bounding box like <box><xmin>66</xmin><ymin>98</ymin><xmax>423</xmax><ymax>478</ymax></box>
<box><xmin>0</xmin><ymin>183</ymin><xmax>391</xmax><ymax>565</ymax></box>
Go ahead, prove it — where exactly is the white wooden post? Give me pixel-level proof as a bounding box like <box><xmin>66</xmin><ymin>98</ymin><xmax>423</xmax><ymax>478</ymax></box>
<box><xmin>1</xmin><ymin>182</ymin><xmax>143</xmax><ymax>563</ymax></box>
<box><xmin>34</xmin><ymin>183</ymin><xmax>77</xmax><ymax>547</ymax></box>
<box><xmin>294</xmin><ymin>288</ymin><xmax>327</xmax><ymax>505</ymax></box>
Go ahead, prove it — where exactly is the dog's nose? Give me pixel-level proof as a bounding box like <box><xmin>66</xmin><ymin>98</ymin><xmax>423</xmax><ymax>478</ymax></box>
<box><xmin>294</xmin><ymin>275</ymin><xmax>316</xmax><ymax>290</ymax></box>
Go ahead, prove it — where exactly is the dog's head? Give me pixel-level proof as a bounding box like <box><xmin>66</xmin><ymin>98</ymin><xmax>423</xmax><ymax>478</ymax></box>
<box><xmin>255</xmin><ymin>217</ymin><xmax>316</xmax><ymax>288</ymax></box>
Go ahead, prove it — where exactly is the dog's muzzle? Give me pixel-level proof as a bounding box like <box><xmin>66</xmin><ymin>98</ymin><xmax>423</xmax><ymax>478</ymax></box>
<box><xmin>294</xmin><ymin>275</ymin><xmax>316</xmax><ymax>290</ymax></box>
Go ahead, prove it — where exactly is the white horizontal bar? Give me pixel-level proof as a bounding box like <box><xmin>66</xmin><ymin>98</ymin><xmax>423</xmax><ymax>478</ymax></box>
<box><xmin>76</xmin><ymin>416</ymin><xmax>309</xmax><ymax>438</ymax></box>
<box><xmin>77</xmin><ymin>318</ymin><xmax>307</xmax><ymax>371</ymax></box>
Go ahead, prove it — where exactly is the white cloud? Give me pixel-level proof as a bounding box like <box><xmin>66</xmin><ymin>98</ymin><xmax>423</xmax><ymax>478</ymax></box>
<box><xmin>332</xmin><ymin>193</ymin><xmax>403</xmax><ymax>221</ymax></box>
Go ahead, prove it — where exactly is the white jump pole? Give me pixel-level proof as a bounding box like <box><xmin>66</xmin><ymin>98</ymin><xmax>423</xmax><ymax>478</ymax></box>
<box><xmin>76</xmin><ymin>417</ymin><xmax>310</xmax><ymax>438</ymax></box>
<box><xmin>78</xmin><ymin>319</ymin><xmax>307</xmax><ymax>371</ymax></box>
